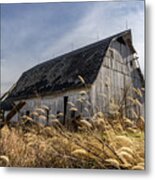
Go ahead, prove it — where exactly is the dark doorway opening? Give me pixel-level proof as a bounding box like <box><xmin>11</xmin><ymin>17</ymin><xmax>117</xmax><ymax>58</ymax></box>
<box><xmin>63</xmin><ymin>96</ymin><xmax>68</xmax><ymax>125</ymax></box>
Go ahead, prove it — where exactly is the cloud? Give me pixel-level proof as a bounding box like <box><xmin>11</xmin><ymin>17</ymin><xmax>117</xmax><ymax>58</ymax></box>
<box><xmin>1</xmin><ymin>1</ymin><xmax>144</xmax><ymax>94</ymax></box>
<box><xmin>40</xmin><ymin>1</ymin><xmax>144</xmax><ymax>70</ymax></box>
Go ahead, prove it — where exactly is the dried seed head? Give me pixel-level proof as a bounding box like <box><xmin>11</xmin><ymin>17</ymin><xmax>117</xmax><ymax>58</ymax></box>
<box><xmin>80</xmin><ymin>119</ymin><xmax>92</xmax><ymax>128</ymax></box>
<box><xmin>78</xmin><ymin>75</ymin><xmax>85</xmax><ymax>84</ymax></box>
<box><xmin>70</xmin><ymin>107</ymin><xmax>78</xmax><ymax>112</ymax></box>
<box><xmin>39</xmin><ymin>115</ymin><xmax>47</xmax><ymax>120</ymax></box>
<box><xmin>79</xmin><ymin>90</ymin><xmax>87</xmax><ymax>96</ymax></box>
<box><xmin>105</xmin><ymin>158</ymin><xmax>120</xmax><ymax>169</ymax></box>
<box><xmin>35</xmin><ymin>107</ymin><xmax>46</xmax><ymax>114</ymax></box>
<box><xmin>72</xmin><ymin>149</ymin><xmax>87</xmax><ymax>156</ymax></box>
<box><xmin>117</xmin><ymin>147</ymin><xmax>134</xmax><ymax>156</ymax></box>
<box><xmin>49</xmin><ymin>114</ymin><xmax>56</xmax><ymax>118</ymax></box>
<box><xmin>41</xmin><ymin>105</ymin><xmax>49</xmax><ymax>111</ymax></box>
<box><xmin>31</xmin><ymin>111</ymin><xmax>39</xmax><ymax>117</ymax></box>
<box><xmin>67</xmin><ymin>102</ymin><xmax>75</xmax><ymax>107</ymax></box>
<box><xmin>135</xmin><ymin>99</ymin><xmax>142</xmax><ymax>107</ymax></box>
<box><xmin>118</xmin><ymin>151</ymin><xmax>133</xmax><ymax>164</ymax></box>
<box><xmin>132</xmin><ymin>165</ymin><xmax>144</xmax><ymax>170</ymax></box>
<box><xmin>0</xmin><ymin>155</ymin><xmax>9</xmax><ymax>167</ymax></box>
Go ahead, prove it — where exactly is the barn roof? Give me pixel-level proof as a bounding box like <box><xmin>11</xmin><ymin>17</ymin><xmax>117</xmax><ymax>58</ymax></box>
<box><xmin>6</xmin><ymin>29</ymin><xmax>134</xmax><ymax>101</ymax></box>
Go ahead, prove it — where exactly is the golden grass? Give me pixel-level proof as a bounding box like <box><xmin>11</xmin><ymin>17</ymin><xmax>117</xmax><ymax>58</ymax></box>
<box><xmin>0</xmin><ymin>114</ymin><xmax>144</xmax><ymax>169</ymax></box>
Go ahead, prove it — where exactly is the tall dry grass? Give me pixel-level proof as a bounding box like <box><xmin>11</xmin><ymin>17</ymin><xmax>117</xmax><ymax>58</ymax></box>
<box><xmin>0</xmin><ymin>76</ymin><xmax>144</xmax><ymax>169</ymax></box>
<box><xmin>0</xmin><ymin>112</ymin><xmax>144</xmax><ymax>169</ymax></box>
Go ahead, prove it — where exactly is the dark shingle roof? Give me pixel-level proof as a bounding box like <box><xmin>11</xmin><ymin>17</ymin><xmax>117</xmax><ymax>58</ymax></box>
<box><xmin>7</xmin><ymin>30</ymin><xmax>132</xmax><ymax>101</ymax></box>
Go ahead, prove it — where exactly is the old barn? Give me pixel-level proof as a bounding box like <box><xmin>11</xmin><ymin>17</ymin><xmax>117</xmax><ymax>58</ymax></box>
<box><xmin>1</xmin><ymin>29</ymin><xmax>145</xmax><ymax>125</ymax></box>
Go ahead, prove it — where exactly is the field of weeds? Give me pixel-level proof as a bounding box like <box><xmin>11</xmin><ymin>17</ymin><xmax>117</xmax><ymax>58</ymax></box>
<box><xmin>0</xmin><ymin>112</ymin><xmax>144</xmax><ymax>169</ymax></box>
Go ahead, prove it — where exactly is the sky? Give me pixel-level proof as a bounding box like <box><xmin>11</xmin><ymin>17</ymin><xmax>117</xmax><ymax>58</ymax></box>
<box><xmin>0</xmin><ymin>0</ymin><xmax>144</xmax><ymax>95</ymax></box>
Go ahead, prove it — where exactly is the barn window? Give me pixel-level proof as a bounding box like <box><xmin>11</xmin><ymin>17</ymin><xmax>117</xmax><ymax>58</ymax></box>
<box><xmin>109</xmin><ymin>49</ymin><xmax>114</xmax><ymax>69</ymax></box>
<box><xmin>130</xmin><ymin>61</ymin><xmax>133</xmax><ymax>67</ymax></box>
<box><xmin>109</xmin><ymin>49</ymin><xmax>114</xmax><ymax>59</ymax></box>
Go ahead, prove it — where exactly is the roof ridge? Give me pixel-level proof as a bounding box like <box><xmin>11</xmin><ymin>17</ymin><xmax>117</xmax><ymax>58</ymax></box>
<box><xmin>25</xmin><ymin>29</ymin><xmax>131</xmax><ymax>73</ymax></box>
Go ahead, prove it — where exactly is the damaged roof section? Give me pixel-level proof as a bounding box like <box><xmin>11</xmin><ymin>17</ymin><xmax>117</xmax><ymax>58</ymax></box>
<box><xmin>6</xmin><ymin>30</ymin><xmax>133</xmax><ymax>101</ymax></box>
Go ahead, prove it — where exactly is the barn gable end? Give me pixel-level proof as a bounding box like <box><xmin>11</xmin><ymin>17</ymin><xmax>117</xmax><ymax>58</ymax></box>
<box><xmin>89</xmin><ymin>32</ymin><xmax>144</xmax><ymax>118</ymax></box>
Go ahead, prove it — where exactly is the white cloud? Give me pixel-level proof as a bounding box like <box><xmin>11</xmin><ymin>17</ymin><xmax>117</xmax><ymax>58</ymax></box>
<box><xmin>41</xmin><ymin>2</ymin><xmax>144</xmax><ymax>71</ymax></box>
<box><xmin>1</xmin><ymin>1</ymin><xmax>144</xmax><ymax>94</ymax></box>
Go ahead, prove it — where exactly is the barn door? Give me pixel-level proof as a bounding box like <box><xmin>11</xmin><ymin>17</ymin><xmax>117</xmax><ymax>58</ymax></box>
<box><xmin>63</xmin><ymin>96</ymin><xmax>68</xmax><ymax>125</ymax></box>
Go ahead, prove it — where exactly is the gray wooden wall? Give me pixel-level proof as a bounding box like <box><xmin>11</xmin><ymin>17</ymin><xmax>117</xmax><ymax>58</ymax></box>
<box><xmin>12</xmin><ymin>87</ymin><xmax>91</xmax><ymax>124</ymax></box>
<box><xmin>89</xmin><ymin>39</ymin><xmax>144</xmax><ymax>119</ymax></box>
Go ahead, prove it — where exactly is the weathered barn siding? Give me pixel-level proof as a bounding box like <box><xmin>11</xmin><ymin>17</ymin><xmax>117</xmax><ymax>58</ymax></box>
<box><xmin>89</xmin><ymin>39</ymin><xmax>144</xmax><ymax>119</ymax></box>
<box><xmin>11</xmin><ymin>87</ymin><xmax>91</xmax><ymax>124</ymax></box>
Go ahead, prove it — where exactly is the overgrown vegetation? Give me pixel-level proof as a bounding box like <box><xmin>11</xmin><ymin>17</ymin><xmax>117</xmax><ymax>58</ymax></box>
<box><xmin>0</xmin><ymin>111</ymin><xmax>144</xmax><ymax>169</ymax></box>
<box><xmin>0</xmin><ymin>75</ymin><xmax>145</xmax><ymax>169</ymax></box>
